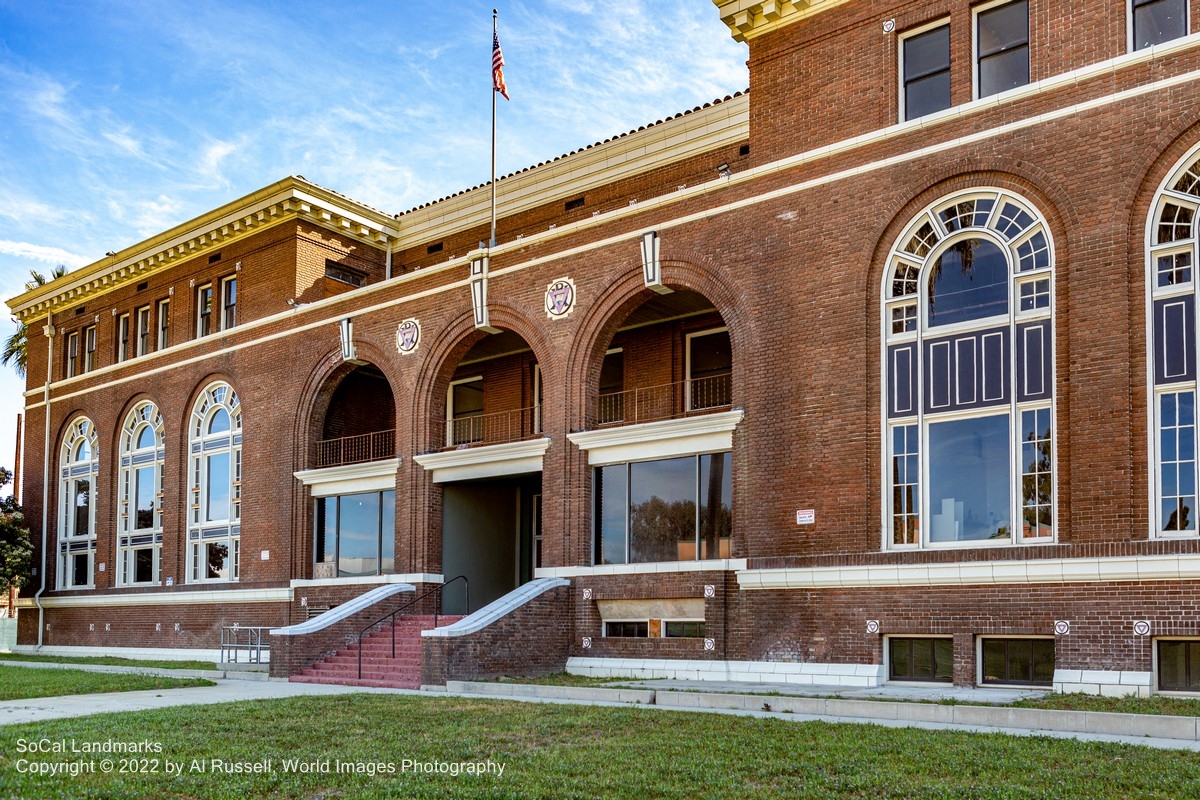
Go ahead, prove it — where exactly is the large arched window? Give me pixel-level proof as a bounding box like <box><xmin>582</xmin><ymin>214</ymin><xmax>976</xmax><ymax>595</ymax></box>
<box><xmin>188</xmin><ymin>382</ymin><xmax>241</xmax><ymax>582</ymax></box>
<box><xmin>1148</xmin><ymin>143</ymin><xmax>1200</xmax><ymax>536</ymax></box>
<box><xmin>118</xmin><ymin>401</ymin><xmax>164</xmax><ymax>586</ymax></box>
<box><xmin>882</xmin><ymin>188</ymin><xmax>1055</xmax><ymax>548</ymax></box>
<box><xmin>58</xmin><ymin>416</ymin><xmax>98</xmax><ymax>588</ymax></box>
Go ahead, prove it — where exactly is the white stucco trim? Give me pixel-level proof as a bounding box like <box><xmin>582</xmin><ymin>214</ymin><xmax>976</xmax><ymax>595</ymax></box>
<box><xmin>737</xmin><ymin>553</ymin><xmax>1200</xmax><ymax>590</ymax></box>
<box><xmin>567</xmin><ymin>410</ymin><xmax>744</xmax><ymax>466</ymax></box>
<box><xmin>290</xmin><ymin>573</ymin><xmax>442</xmax><ymax>589</ymax></box>
<box><xmin>1053</xmin><ymin>669</ymin><xmax>1153</xmax><ymax>698</ymax></box>
<box><xmin>412</xmin><ymin>437</ymin><xmax>551</xmax><ymax>483</ymax></box>
<box><xmin>537</xmin><ymin>559</ymin><xmax>747</xmax><ymax>579</ymax></box>
<box><xmin>12</xmin><ymin>645</ymin><xmax>223</xmax><ymax>662</ymax></box>
<box><xmin>567</xmin><ymin>656</ymin><xmax>885</xmax><ymax>687</ymax></box>
<box><xmin>15</xmin><ymin>588</ymin><xmax>292</xmax><ymax>608</ymax></box>
<box><xmin>293</xmin><ymin>459</ymin><xmax>400</xmax><ymax>497</ymax></box>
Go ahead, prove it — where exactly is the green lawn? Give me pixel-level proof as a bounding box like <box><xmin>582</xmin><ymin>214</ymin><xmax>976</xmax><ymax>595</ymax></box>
<box><xmin>0</xmin><ymin>666</ymin><xmax>213</xmax><ymax>701</ymax></box>
<box><xmin>0</xmin><ymin>653</ymin><xmax>218</xmax><ymax>671</ymax></box>
<box><xmin>1</xmin><ymin>694</ymin><xmax>1198</xmax><ymax>799</ymax></box>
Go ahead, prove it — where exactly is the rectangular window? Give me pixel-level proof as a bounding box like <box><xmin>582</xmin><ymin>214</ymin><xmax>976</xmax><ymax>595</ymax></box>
<box><xmin>1157</xmin><ymin>251</ymin><xmax>1193</xmax><ymax>288</ymax></box>
<box><xmin>1158</xmin><ymin>640</ymin><xmax>1200</xmax><ymax>691</ymax></box>
<box><xmin>136</xmin><ymin>306</ymin><xmax>151</xmax><ymax>357</ymax></box>
<box><xmin>980</xmin><ymin>638</ymin><xmax>1054</xmax><ymax>686</ymax></box>
<box><xmin>604</xmin><ymin>621</ymin><xmax>648</xmax><ymax>638</ymax></box>
<box><xmin>157</xmin><ymin>299</ymin><xmax>170</xmax><ymax>349</ymax></box>
<box><xmin>686</xmin><ymin>328</ymin><xmax>732</xmax><ymax>411</ymax></box>
<box><xmin>891</xmin><ymin>424</ymin><xmax>920</xmax><ymax>545</ymax></box>
<box><xmin>71</xmin><ymin>552</ymin><xmax>90</xmax><ymax>587</ymax></box>
<box><xmin>314</xmin><ymin>491</ymin><xmax>396</xmax><ymax>578</ymax></box>
<box><xmin>976</xmin><ymin>1</ymin><xmax>1029</xmax><ymax>99</ymax></box>
<box><xmin>1018</xmin><ymin>278</ymin><xmax>1051</xmax><ymax>311</ymax></box>
<box><xmin>221</xmin><ymin>276</ymin><xmax>237</xmax><ymax>330</ymax></box>
<box><xmin>196</xmin><ymin>284</ymin><xmax>213</xmax><ymax>337</ymax></box>
<box><xmin>133</xmin><ymin>548</ymin><xmax>155</xmax><ymax>584</ymax></box>
<box><xmin>72</xmin><ymin>478</ymin><xmax>91</xmax><ymax>538</ymax></box>
<box><xmin>1020</xmin><ymin>407</ymin><xmax>1053</xmax><ymax>538</ymax></box>
<box><xmin>205</xmin><ymin>452</ymin><xmax>231</xmax><ymax>522</ymax></box>
<box><xmin>927</xmin><ymin>415</ymin><xmax>1011</xmax><ymax>541</ymax></box>
<box><xmin>902</xmin><ymin>22</ymin><xmax>951</xmax><ymax>121</ymax></box>
<box><xmin>134</xmin><ymin>466</ymin><xmax>157</xmax><ymax>530</ymax></box>
<box><xmin>65</xmin><ymin>332</ymin><xmax>79</xmax><ymax>378</ymax></box>
<box><xmin>664</xmin><ymin>621</ymin><xmax>705</xmax><ymax>638</ymax></box>
<box><xmin>1133</xmin><ymin>0</ymin><xmax>1187</xmax><ymax>50</ymax></box>
<box><xmin>447</xmin><ymin>377</ymin><xmax>484</xmax><ymax>446</ymax></box>
<box><xmin>116</xmin><ymin>313</ymin><xmax>130</xmax><ymax>363</ymax></box>
<box><xmin>1160</xmin><ymin>391</ymin><xmax>1197</xmax><ymax>531</ymax></box>
<box><xmin>889</xmin><ymin>637</ymin><xmax>953</xmax><ymax>682</ymax></box>
<box><xmin>84</xmin><ymin>326</ymin><xmax>96</xmax><ymax>372</ymax></box>
<box><xmin>595</xmin><ymin>451</ymin><xmax>732</xmax><ymax>565</ymax></box>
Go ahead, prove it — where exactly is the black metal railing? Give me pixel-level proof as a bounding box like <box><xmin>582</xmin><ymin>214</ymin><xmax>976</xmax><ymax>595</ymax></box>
<box><xmin>356</xmin><ymin>575</ymin><xmax>469</xmax><ymax>679</ymax></box>
<box><xmin>594</xmin><ymin>374</ymin><xmax>732</xmax><ymax>427</ymax></box>
<box><xmin>314</xmin><ymin>429</ymin><xmax>396</xmax><ymax>468</ymax></box>
<box><xmin>442</xmin><ymin>406</ymin><xmax>540</xmax><ymax>449</ymax></box>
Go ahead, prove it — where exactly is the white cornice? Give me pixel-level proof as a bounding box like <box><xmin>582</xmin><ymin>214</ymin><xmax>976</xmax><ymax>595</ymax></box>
<box><xmin>294</xmin><ymin>458</ymin><xmax>400</xmax><ymax>498</ymax></box>
<box><xmin>17</xmin><ymin>587</ymin><xmax>291</xmax><ymax>608</ymax></box>
<box><xmin>712</xmin><ymin>0</ymin><xmax>854</xmax><ymax>43</ymax></box>
<box><xmin>8</xmin><ymin>177</ymin><xmax>400</xmax><ymax>323</ymax></box>
<box><xmin>567</xmin><ymin>410</ymin><xmax>744</xmax><ymax>466</ymax></box>
<box><xmin>536</xmin><ymin>559</ymin><xmax>748</xmax><ymax>578</ymax></box>
<box><xmin>737</xmin><ymin>554</ymin><xmax>1200</xmax><ymax>590</ymax></box>
<box><xmin>412</xmin><ymin>438</ymin><xmax>552</xmax><ymax>483</ymax></box>
<box><xmin>394</xmin><ymin>94</ymin><xmax>748</xmax><ymax>248</ymax></box>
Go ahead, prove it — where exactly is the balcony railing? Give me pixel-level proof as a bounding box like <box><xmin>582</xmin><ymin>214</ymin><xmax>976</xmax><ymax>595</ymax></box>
<box><xmin>314</xmin><ymin>429</ymin><xmax>396</xmax><ymax>468</ymax></box>
<box><xmin>594</xmin><ymin>374</ymin><xmax>732</xmax><ymax>428</ymax></box>
<box><xmin>441</xmin><ymin>405</ymin><xmax>541</xmax><ymax>450</ymax></box>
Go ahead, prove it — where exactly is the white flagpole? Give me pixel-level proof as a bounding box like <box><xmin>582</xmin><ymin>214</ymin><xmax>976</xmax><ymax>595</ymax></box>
<box><xmin>490</xmin><ymin>8</ymin><xmax>498</xmax><ymax>248</ymax></box>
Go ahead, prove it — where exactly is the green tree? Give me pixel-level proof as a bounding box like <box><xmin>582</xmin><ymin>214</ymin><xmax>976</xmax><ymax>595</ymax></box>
<box><xmin>0</xmin><ymin>466</ymin><xmax>31</xmax><ymax>605</ymax></box>
<box><xmin>2</xmin><ymin>265</ymin><xmax>69</xmax><ymax>378</ymax></box>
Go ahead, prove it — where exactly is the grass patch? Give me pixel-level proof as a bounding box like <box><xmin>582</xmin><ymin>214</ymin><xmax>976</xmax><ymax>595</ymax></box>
<box><xmin>0</xmin><ymin>666</ymin><xmax>213</xmax><ymax>700</ymax></box>
<box><xmin>1014</xmin><ymin>693</ymin><xmax>1200</xmax><ymax>716</ymax></box>
<box><xmin>0</xmin><ymin>653</ymin><xmax>217</xmax><ymax>671</ymax></box>
<box><xmin>1</xmin><ymin>694</ymin><xmax>1199</xmax><ymax>798</ymax></box>
<box><xmin>489</xmin><ymin>672</ymin><xmax>632</xmax><ymax>687</ymax></box>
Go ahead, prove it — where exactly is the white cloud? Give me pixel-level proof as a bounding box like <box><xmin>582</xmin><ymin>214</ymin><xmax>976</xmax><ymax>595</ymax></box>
<box><xmin>0</xmin><ymin>240</ymin><xmax>89</xmax><ymax>269</ymax></box>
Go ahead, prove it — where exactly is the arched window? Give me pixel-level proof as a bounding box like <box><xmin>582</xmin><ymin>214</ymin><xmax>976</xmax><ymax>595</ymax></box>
<box><xmin>187</xmin><ymin>382</ymin><xmax>241</xmax><ymax>582</ymax></box>
<box><xmin>117</xmin><ymin>401</ymin><xmax>163</xmax><ymax>585</ymax></box>
<box><xmin>1148</xmin><ymin>144</ymin><xmax>1200</xmax><ymax>535</ymax></box>
<box><xmin>58</xmin><ymin>416</ymin><xmax>98</xmax><ymax>588</ymax></box>
<box><xmin>882</xmin><ymin>188</ymin><xmax>1055</xmax><ymax>548</ymax></box>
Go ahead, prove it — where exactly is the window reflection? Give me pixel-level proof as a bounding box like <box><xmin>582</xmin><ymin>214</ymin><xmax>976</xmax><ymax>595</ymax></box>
<box><xmin>928</xmin><ymin>416</ymin><xmax>1011</xmax><ymax>541</ymax></box>
<box><xmin>927</xmin><ymin>238</ymin><xmax>1009</xmax><ymax>326</ymax></box>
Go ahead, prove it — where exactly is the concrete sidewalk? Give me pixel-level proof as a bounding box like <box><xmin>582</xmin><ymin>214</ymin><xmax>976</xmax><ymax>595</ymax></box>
<box><xmin>0</xmin><ymin>669</ymin><xmax>1197</xmax><ymax>752</ymax></box>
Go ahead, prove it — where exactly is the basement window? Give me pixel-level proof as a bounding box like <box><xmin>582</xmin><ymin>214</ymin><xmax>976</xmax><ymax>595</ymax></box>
<box><xmin>1158</xmin><ymin>640</ymin><xmax>1200</xmax><ymax>691</ymax></box>
<box><xmin>604</xmin><ymin>621</ymin><xmax>648</xmax><ymax>638</ymax></box>
<box><xmin>980</xmin><ymin>637</ymin><xmax>1054</xmax><ymax>686</ymax></box>
<box><xmin>888</xmin><ymin>636</ymin><xmax>952</xmax><ymax>682</ymax></box>
<box><xmin>664</xmin><ymin>621</ymin><xmax>705</xmax><ymax>638</ymax></box>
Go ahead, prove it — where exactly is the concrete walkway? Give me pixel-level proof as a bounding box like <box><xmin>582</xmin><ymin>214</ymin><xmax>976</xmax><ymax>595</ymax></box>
<box><xmin>0</xmin><ymin>663</ymin><xmax>1197</xmax><ymax>752</ymax></box>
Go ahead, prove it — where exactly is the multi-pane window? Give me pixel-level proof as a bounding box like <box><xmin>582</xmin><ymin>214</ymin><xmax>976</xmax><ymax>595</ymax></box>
<box><xmin>157</xmin><ymin>298</ymin><xmax>170</xmax><ymax>349</ymax></box>
<box><xmin>1159</xmin><ymin>640</ymin><xmax>1200</xmax><ymax>691</ymax></box>
<box><xmin>1149</xmin><ymin>148</ymin><xmax>1200</xmax><ymax>536</ymax></box>
<box><xmin>221</xmin><ymin>276</ymin><xmax>237</xmax><ymax>330</ymax></box>
<box><xmin>686</xmin><ymin>328</ymin><xmax>732</xmax><ymax>411</ymax></box>
<box><xmin>188</xmin><ymin>382</ymin><xmax>241</xmax><ymax>582</ymax></box>
<box><xmin>889</xmin><ymin>637</ymin><xmax>953</xmax><ymax>682</ymax></box>
<box><xmin>314</xmin><ymin>492</ymin><xmax>396</xmax><ymax>577</ymax></box>
<box><xmin>883</xmin><ymin>189</ymin><xmax>1055</xmax><ymax>549</ymax></box>
<box><xmin>604</xmin><ymin>621</ymin><xmax>648</xmax><ymax>638</ymax></box>
<box><xmin>664</xmin><ymin>621</ymin><xmax>705</xmax><ymax>638</ymax></box>
<box><xmin>116</xmin><ymin>313</ymin><xmax>130</xmax><ymax>363</ymax></box>
<box><xmin>58</xmin><ymin>417</ymin><xmax>98</xmax><ymax>589</ymax></box>
<box><xmin>83</xmin><ymin>325</ymin><xmax>96</xmax><ymax>372</ymax></box>
<box><xmin>980</xmin><ymin>638</ymin><xmax>1055</xmax><ymax>686</ymax></box>
<box><xmin>65</xmin><ymin>332</ymin><xmax>79</xmax><ymax>378</ymax></box>
<box><xmin>976</xmin><ymin>1</ymin><xmax>1029</xmax><ymax>99</ymax></box>
<box><xmin>136</xmin><ymin>306</ymin><xmax>151</xmax><ymax>357</ymax></box>
<box><xmin>118</xmin><ymin>402</ymin><xmax>163</xmax><ymax>586</ymax></box>
<box><xmin>196</xmin><ymin>284</ymin><xmax>213</xmax><ymax>337</ymax></box>
<box><xmin>595</xmin><ymin>451</ymin><xmax>732</xmax><ymax>564</ymax></box>
<box><xmin>1132</xmin><ymin>0</ymin><xmax>1187</xmax><ymax>50</ymax></box>
<box><xmin>902</xmin><ymin>22</ymin><xmax>951</xmax><ymax>121</ymax></box>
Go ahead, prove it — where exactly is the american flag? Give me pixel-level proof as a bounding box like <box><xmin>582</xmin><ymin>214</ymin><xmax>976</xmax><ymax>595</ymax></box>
<box><xmin>492</xmin><ymin>30</ymin><xmax>509</xmax><ymax>100</ymax></box>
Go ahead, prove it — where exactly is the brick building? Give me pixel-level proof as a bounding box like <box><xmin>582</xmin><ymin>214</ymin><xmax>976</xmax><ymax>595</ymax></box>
<box><xmin>9</xmin><ymin>0</ymin><xmax>1200</xmax><ymax>694</ymax></box>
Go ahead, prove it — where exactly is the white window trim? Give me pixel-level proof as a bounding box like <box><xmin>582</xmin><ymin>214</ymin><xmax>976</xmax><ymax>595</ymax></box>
<box><xmin>117</xmin><ymin>402</ymin><xmax>164</xmax><ymax>587</ymax></box>
<box><xmin>446</xmin><ymin>375</ymin><xmax>484</xmax><ymax>447</ymax></box>
<box><xmin>195</xmin><ymin>283</ymin><xmax>213</xmax><ymax>338</ymax></box>
<box><xmin>116</xmin><ymin>313</ymin><xmax>130</xmax><ymax>364</ymax></box>
<box><xmin>187</xmin><ymin>382</ymin><xmax>241</xmax><ymax>584</ymax></box>
<box><xmin>157</xmin><ymin>298</ymin><xmax>170</xmax><ymax>350</ymax></box>
<box><xmin>220</xmin><ymin>275</ymin><xmax>237</xmax><ymax>331</ymax></box>
<box><xmin>883</xmin><ymin>634</ymin><xmax>955</xmax><ymax>684</ymax></box>
<box><xmin>57</xmin><ymin>418</ymin><xmax>98</xmax><ymax>590</ymax></box>
<box><xmin>135</xmin><ymin>305</ymin><xmax>151</xmax><ymax>357</ymax></box>
<box><xmin>898</xmin><ymin>17</ymin><xmax>951</xmax><ymax>123</ymax></box>
<box><xmin>976</xmin><ymin>634</ymin><xmax>1055</xmax><ymax>688</ymax></box>
<box><xmin>684</xmin><ymin>326</ymin><xmax>730</xmax><ymax>412</ymax></box>
<box><xmin>1129</xmin><ymin>0</ymin><xmax>1190</xmax><ymax>53</ymax></box>
<box><xmin>83</xmin><ymin>325</ymin><xmax>95</xmax><ymax>373</ymax></box>
<box><xmin>879</xmin><ymin>188</ymin><xmax>1056</xmax><ymax>552</ymax></box>
<box><xmin>65</xmin><ymin>332</ymin><xmax>78</xmax><ymax>378</ymax></box>
<box><xmin>973</xmin><ymin>0</ymin><xmax>1030</xmax><ymax>101</ymax></box>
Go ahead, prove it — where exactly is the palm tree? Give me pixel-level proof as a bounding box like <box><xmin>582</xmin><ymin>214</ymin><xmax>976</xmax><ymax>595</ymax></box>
<box><xmin>2</xmin><ymin>265</ymin><xmax>69</xmax><ymax>379</ymax></box>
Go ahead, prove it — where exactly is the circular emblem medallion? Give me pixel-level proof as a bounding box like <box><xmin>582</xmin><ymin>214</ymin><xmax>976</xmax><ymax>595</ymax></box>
<box><xmin>395</xmin><ymin>319</ymin><xmax>421</xmax><ymax>355</ymax></box>
<box><xmin>545</xmin><ymin>278</ymin><xmax>577</xmax><ymax>320</ymax></box>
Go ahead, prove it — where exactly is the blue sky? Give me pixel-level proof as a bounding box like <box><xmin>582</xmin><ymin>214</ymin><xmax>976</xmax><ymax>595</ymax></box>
<box><xmin>0</xmin><ymin>0</ymin><xmax>748</xmax><ymax>486</ymax></box>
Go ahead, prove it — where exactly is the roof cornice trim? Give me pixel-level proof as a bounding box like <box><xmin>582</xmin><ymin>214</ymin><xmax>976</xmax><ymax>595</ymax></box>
<box><xmin>712</xmin><ymin>0</ymin><xmax>854</xmax><ymax>43</ymax></box>
<box><xmin>8</xmin><ymin>177</ymin><xmax>400</xmax><ymax>323</ymax></box>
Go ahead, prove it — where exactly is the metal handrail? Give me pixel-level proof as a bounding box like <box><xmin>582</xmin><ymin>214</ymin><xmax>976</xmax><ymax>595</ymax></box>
<box><xmin>356</xmin><ymin>575</ymin><xmax>469</xmax><ymax>679</ymax></box>
<box><xmin>314</xmin><ymin>428</ymin><xmax>396</xmax><ymax>468</ymax></box>
<box><xmin>220</xmin><ymin>624</ymin><xmax>271</xmax><ymax>664</ymax></box>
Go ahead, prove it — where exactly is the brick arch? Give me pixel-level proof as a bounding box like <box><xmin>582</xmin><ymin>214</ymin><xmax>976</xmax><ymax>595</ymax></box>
<box><xmin>563</xmin><ymin>257</ymin><xmax>752</xmax><ymax>426</ymax></box>
<box><xmin>409</xmin><ymin>299</ymin><xmax>559</xmax><ymax>452</ymax></box>
<box><xmin>291</xmin><ymin>339</ymin><xmax>403</xmax><ymax>473</ymax></box>
<box><xmin>1120</xmin><ymin>113</ymin><xmax>1200</xmax><ymax>263</ymax></box>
